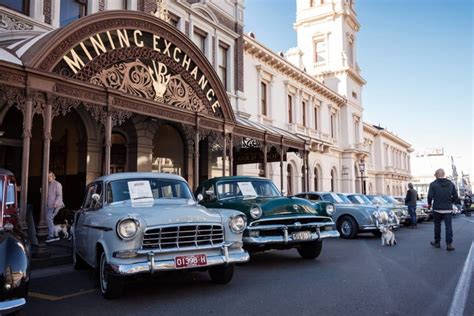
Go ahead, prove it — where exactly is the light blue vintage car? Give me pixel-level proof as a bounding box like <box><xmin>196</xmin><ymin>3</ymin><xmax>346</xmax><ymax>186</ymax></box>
<box><xmin>366</xmin><ymin>195</ymin><xmax>411</xmax><ymax>226</ymax></box>
<box><xmin>295</xmin><ymin>192</ymin><xmax>399</xmax><ymax>239</ymax></box>
<box><xmin>73</xmin><ymin>173</ymin><xmax>249</xmax><ymax>299</ymax></box>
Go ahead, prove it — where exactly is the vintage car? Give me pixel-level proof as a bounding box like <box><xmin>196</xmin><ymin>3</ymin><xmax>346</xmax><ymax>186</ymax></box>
<box><xmin>196</xmin><ymin>176</ymin><xmax>339</xmax><ymax>259</ymax></box>
<box><xmin>366</xmin><ymin>195</ymin><xmax>411</xmax><ymax>226</ymax></box>
<box><xmin>73</xmin><ymin>172</ymin><xmax>249</xmax><ymax>299</ymax></box>
<box><xmin>0</xmin><ymin>168</ymin><xmax>30</xmax><ymax>314</ymax></box>
<box><xmin>294</xmin><ymin>192</ymin><xmax>399</xmax><ymax>239</ymax></box>
<box><xmin>391</xmin><ymin>195</ymin><xmax>429</xmax><ymax>224</ymax></box>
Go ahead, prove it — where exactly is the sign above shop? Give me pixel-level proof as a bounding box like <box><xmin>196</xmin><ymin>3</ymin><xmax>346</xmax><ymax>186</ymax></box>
<box><xmin>56</xmin><ymin>28</ymin><xmax>222</xmax><ymax>114</ymax></box>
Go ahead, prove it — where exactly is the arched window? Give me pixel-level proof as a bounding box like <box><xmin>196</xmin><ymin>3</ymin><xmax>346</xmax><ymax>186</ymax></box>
<box><xmin>368</xmin><ymin>183</ymin><xmax>373</xmax><ymax>194</ymax></box>
<box><xmin>287</xmin><ymin>164</ymin><xmax>293</xmax><ymax>195</ymax></box>
<box><xmin>330</xmin><ymin>168</ymin><xmax>336</xmax><ymax>192</ymax></box>
<box><xmin>314</xmin><ymin>166</ymin><xmax>319</xmax><ymax>191</ymax></box>
<box><xmin>386</xmin><ymin>185</ymin><xmax>391</xmax><ymax>195</ymax></box>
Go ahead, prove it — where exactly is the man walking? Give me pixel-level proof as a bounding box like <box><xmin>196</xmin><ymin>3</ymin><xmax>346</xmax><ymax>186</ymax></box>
<box><xmin>427</xmin><ymin>168</ymin><xmax>458</xmax><ymax>251</ymax></box>
<box><xmin>405</xmin><ymin>183</ymin><xmax>418</xmax><ymax>228</ymax></box>
<box><xmin>46</xmin><ymin>171</ymin><xmax>64</xmax><ymax>243</ymax></box>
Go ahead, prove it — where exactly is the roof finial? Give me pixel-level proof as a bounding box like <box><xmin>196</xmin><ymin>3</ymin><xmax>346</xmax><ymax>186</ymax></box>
<box><xmin>153</xmin><ymin>0</ymin><xmax>170</xmax><ymax>23</ymax></box>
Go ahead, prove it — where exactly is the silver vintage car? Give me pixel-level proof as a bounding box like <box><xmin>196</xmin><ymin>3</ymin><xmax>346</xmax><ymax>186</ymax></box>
<box><xmin>73</xmin><ymin>173</ymin><xmax>249</xmax><ymax>299</ymax></box>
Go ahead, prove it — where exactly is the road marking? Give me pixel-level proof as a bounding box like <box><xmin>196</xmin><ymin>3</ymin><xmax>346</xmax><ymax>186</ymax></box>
<box><xmin>460</xmin><ymin>217</ymin><xmax>474</xmax><ymax>224</ymax></box>
<box><xmin>448</xmin><ymin>241</ymin><xmax>474</xmax><ymax>316</ymax></box>
<box><xmin>29</xmin><ymin>289</ymin><xmax>96</xmax><ymax>301</ymax></box>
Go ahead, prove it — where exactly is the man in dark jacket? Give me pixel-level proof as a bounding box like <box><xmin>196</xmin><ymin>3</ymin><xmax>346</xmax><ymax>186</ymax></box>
<box><xmin>427</xmin><ymin>168</ymin><xmax>458</xmax><ymax>251</ymax></box>
<box><xmin>405</xmin><ymin>183</ymin><xmax>418</xmax><ymax>228</ymax></box>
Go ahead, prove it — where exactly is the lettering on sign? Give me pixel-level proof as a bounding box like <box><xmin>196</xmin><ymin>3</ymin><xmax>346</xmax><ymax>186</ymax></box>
<box><xmin>59</xmin><ymin>29</ymin><xmax>221</xmax><ymax>113</ymax></box>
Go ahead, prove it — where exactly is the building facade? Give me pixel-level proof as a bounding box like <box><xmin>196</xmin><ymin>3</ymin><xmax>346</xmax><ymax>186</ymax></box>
<box><xmin>0</xmin><ymin>0</ymin><xmax>413</xmax><ymax>246</ymax></box>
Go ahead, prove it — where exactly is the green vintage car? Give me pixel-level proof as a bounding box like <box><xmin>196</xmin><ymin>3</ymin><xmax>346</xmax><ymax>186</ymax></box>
<box><xmin>196</xmin><ymin>176</ymin><xmax>339</xmax><ymax>259</ymax></box>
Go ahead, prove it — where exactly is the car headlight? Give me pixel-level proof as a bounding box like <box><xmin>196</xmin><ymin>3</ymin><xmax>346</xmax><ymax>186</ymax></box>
<box><xmin>402</xmin><ymin>210</ymin><xmax>408</xmax><ymax>216</ymax></box>
<box><xmin>372</xmin><ymin>210</ymin><xmax>380</xmax><ymax>218</ymax></box>
<box><xmin>250</xmin><ymin>205</ymin><xmax>263</xmax><ymax>219</ymax></box>
<box><xmin>326</xmin><ymin>204</ymin><xmax>335</xmax><ymax>216</ymax></box>
<box><xmin>389</xmin><ymin>210</ymin><xmax>396</xmax><ymax>218</ymax></box>
<box><xmin>116</xmin><ymin>218</ymin><xmax>139</xmax><ymax>240</ymax></box>
<box><xmin>380</xmin><ymin>211</ymin><xmax>389</xmax><ymax>222</ymax></box>
<box><xmin>229</xmin><ymin>214</ymin><xmax>247</xmax><ymax>233</ymax></box>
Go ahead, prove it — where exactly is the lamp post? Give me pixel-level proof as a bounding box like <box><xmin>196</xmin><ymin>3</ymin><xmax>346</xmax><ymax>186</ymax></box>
<box><xmin>358</xmin><ymin>159</ymin><xmax>366</xmax><ymax>195</ymax></box>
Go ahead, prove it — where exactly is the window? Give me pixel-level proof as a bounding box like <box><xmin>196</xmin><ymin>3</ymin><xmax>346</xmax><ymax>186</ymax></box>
<box><xmin>260</xmin><ymin>82</ymin><xmax>267</xmax><ymax>116</ymax></box>
<box><xmin>314</xmin><ymin>106</ymin><xmax>319</xmax><ymax>130</ymax></box>
<box><xmin>218</xmin><ymin>43</ymin><xmax>229</xmax><ymax>90</ymax></box>
<box><xmin>6</xmin><ymin>183</ymin><xmax>15</xmax><ymax>205</ymax></box>
<box><xmin>288</xmin><ymin>95</ymin><xmax>293</xmax><ymax>123</ymax></box>
<box><xmin>107</xmin><ymin>0</ymin><xmax>127</xmax><ymax>10</ymax></box>
<box><xmin>330</xmin><ymin>113</ymin><xmax>336</xmax><ymax>138</ymax></box>
<box><xmin>193</xmin><ymin>28</ymin><xmax>207</xmax><ymax>53</ymax></box>
<box><xmin>314</xmin><ymin>41</ymin><xmax>326</xmax><ymax>63</ymax></box>
<box><xmin>354</xmin><ymin>120</ymin><xmax>360</xmax><ymax>143</ymax></box>
<box><xmin>348</xmin><ymin>40</ymin><xmax>354</xmax><ymax>66</ymax></box>
<box><xmin>314</xmin><ymin>167</ymin><xmax>319</xmax><ymax>191</ymax></box>
<box><xmin>169</xmin><ymin>12</ymin><xmax>180</xmax><ymax>28</ymax></box>
<box><xmin>60</xmin><ymin>0</ymin><xmax>87</xmax><ymax>27</ymax></box>
<box><xmin>302</xmin><ymin>101</ymin><xmax>307</xmax><ymax>126</ymax></box>
<box><xmin>309</xmin><ymin>0</ymin><xmax>315</xmax><ymax>6</ymax></box>
<box><xmin>330</xmin><ymin>169</ymin><xmax>336</xmax><ymax>192</ymax></box>
<box><xmin>1</xmin><ymin>0</ymin><xmax>29</xmax><ymax>14</ymax></box>
<box><xmin>287</xmin><ymin>164</ymin><xmax>293</xmax><ymax>195</ymax></box>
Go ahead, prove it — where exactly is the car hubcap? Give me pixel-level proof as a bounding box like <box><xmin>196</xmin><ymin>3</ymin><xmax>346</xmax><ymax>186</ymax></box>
<box><xmin>100</xmin><ymin>253</ymin><xmax>107</xmax><ymax>292</ymax></box>
<box><xmin>342</xmin><ymin>221</ymin><xmax>351</xmax><ymax>235</ymax></box>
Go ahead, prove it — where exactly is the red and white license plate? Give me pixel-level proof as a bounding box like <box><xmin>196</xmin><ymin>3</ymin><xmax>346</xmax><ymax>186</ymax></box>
<box><xmin>175</xmin><ymin>254</ymin><xmax>207</xmax><ymax>269</ymax></box>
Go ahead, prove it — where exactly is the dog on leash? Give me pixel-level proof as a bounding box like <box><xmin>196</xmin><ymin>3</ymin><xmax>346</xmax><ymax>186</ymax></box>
<box><xmin>52</xmin><ymin>220</ymin><xmax>71</xmax><ymax>239</ymax></box>
<box><xmin>379</xmin><ymin>225</ymin><xmax>397</xmax><ymax>246</ymax></box>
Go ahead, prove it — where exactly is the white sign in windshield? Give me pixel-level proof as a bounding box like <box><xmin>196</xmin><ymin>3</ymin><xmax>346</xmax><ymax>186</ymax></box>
<box><xmin>237</xmin><ymin>182</ymin><xmax>257</xmax><ymax>197</ymax></box>
<box><xmin>128</xmin><ymin>180</ymin><xmax>154</xmax><ymax>206</ymax></box>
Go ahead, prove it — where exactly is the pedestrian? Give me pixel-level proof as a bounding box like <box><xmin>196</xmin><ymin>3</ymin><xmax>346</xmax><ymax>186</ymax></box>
<box><xmin>464</xmin><ymin>194</ymin><xmax>472</xmax><ymax>217</ymax></box>
<box><xmin>427</xmin><ymin>168</ymin><xmax>458</xmax><ymax>251</ymax></box>
<box><xmin>405</xmin><ymin>183</ymin><xmax>418</xmax><ymax>228</ymax></box>
<box><xmin>46</xmin><ymin>171</ymin><xmax>64</xmax><ymax>243</ymax></box>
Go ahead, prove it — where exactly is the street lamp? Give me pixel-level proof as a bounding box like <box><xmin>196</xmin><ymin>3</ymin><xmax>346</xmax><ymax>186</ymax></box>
<box><xmin>358</xmin><ymin>159</ymin><xmax>366</xmax><ymax>194</ymax></box>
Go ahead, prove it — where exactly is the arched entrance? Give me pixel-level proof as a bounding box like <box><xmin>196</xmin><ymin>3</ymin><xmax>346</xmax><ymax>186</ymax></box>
<box><xmin>287</xmin><ymin>164</ymin><xmax>294</xmax><ymax>195</ymax></box>
<box><xmin>152</xmin><ymin>124</ymin><xmax>185</xmax><ymax>176</ymax></box>
<box><xmin>330</xmin><ymin>168</ymin><xmax>337</xmax><ymax>192</ymax></box>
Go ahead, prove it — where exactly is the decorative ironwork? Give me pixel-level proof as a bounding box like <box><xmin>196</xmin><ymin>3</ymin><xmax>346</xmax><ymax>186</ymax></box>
<box><xmin>242</xmin><ymin>138</ymin><xmax>261</xmax><ymax>149</ymax></box>
<box><xmin>51</xmin><ymin>96</ymin><xmax>80</xmax><ymax>118</ymax></box>
<box><xmin>110</xmin><ymin>108</ymin><xmax>133</xmax><ymax>126</ymax></box>
<box><xmin>0</xmin><ymin>12</ymin><xmax>33</xmax><ymax>31</ymax></box>
<box><xmin>0</xmin><ymin>86</ymin><xmax>26</xmax><ymax>113</ymax></box>
<box><xmin>83</xmin><ymin>103</ymin><xmax>131</xmax><ymax>126</ymax></box>
<box><xmin>90</xmin><ymin>59</ymin><xmax>207</xmax><ymax>115</ymax></box>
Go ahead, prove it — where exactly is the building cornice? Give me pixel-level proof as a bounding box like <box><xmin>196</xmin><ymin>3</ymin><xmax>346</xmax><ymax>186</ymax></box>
<box><xmin>244</xmin><ymin>35</ymin><xmax>346</xmax><ymax>107</ymax></box>
<box><xmin>363</xmin><ymin>122</ymin><xmax>412</xmax><ymax>149</ymax></box>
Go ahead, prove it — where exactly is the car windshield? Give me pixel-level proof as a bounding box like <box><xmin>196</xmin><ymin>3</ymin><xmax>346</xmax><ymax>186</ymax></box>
<box><xmin>367</xmin><ymin>196</ymin><xmax>387</xmax><ymax>205</ymax></box>
<box><xmin>348</xmin><ymin>194</ymin><xmax>372</xmax><ymax>205</ymax></box>
<box><xmin>106</xmin><ymin>178</ymin><xmax>193</xmax><ymax>203</ymax></box>
<box><xmin>381</xmin><ymin>195</ymin><xmax>399</xmax><ymax>204</ymax></box>
<box><xmin>216</xmin><ymin>180</ymin><xmax>281</xmax><ymax>200</ymax></box>
<box><xmin>322</xmin><ymin>193</ymin><xmax>345</xmax><ymax>204</ymax></box>
<box><xmin>337</xmin><ymin>194</ymin><xmax>353</xmax><ymax>204</ymax></box>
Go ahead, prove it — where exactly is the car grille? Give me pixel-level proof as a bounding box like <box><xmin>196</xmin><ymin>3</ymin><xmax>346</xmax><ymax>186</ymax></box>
<box><xmin>142</xmin><ymin>224</ymin><xmax>224</xmax><ymax>250</ymax></box>
<box><xmin>249</xmin><ymin>217</ymin><xmax>330</xmax><ymax>227</ymax></box>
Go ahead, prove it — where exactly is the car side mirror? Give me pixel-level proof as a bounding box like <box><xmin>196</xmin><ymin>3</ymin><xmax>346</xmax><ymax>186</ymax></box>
<box><xmin>281</xmin><ymin>189</ymin><xmax>286</xmax><ymax>196</ymax></box>
<box><xmin>197</xmin><ymin>194</ymin><xmax>203</xmax><ymax>202</ymax></box>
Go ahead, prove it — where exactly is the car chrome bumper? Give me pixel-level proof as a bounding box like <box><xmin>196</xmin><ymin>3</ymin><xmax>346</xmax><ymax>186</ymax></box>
<box><xmin>359</xmin><ymin>224</ymin><xmax>399</xmax><ymax>231</ymax></box>
<box><xmin>109</xmin><ymin>244</ymin><xmax>249</xmax><ymax>276</ymax></box>
<box><xmin>0</xmin><ymin>298</ymin><xmax>26</xmax><ymax>314</ymax></box>
<box><xmin>243</xmin><ymin>227</ymin><xmax>339</xmax><ymax>245</ymax></box>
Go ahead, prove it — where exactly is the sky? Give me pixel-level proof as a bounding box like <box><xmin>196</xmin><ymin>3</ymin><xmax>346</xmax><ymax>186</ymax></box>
<box><xmin>244</xmin><ymin>0</ymin><xmax>473</xmax><ymax>178</ymax></box>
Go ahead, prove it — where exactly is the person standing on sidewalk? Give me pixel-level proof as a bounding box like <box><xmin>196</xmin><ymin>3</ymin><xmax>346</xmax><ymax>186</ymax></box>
<box><xmin>46</xmin><ymin>171</ymin><xmax>64</xmax><ymax>243</ymax></box>
<box><xmin>464</xmin><ymin>194</ymin><xmax>472</xmax><ymax>217</ymax></box>
<box><xmin>427</xmin><ymin>168</ymin><xmax>458</xmax><ymax>251</ymax></box>
<box><xmin>405</xmin><ymin>183</ymin><xmax>418</xmax><ymax>228</ymax></box>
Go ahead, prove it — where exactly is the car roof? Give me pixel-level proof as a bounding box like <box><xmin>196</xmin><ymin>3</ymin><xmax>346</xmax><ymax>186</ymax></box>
<box><xmin>93</xmin><ymin>172</ymin><xmax>186</xmax><ymax>182</ymax></box>
<box><xmin>296</xmin><ymin>191</ymin><xmax>332</xmax><ymax>195</ymax></box>
<box><xmin>199</xmin><ymin>176</ymin><xmax>269</xmax><ymax>186</ymax></box>
<box><xmin>0</xmin><ymin>168</ymin><xmax>14</xmax><ymax>176</ymax></box>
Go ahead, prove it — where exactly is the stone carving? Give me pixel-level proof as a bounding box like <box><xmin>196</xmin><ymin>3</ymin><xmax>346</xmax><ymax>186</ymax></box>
<box><xmin>0</xmin><ymin>12</ymin><xmax>33</xmax><ymax>31</ymax></box>
<box><xmin>153</xmin><ymin>0</ymin><xmax>170</xmax><ymax>23</ymax></box>
<box><xmin>52</xmin><ymin>96</ymin><xmax>80</xmax><ymax>118</ymax></box>
<box><xmin>0</xmin><ymin>86</ymin><xmax>25</xmax><ymax>113</ymax></box>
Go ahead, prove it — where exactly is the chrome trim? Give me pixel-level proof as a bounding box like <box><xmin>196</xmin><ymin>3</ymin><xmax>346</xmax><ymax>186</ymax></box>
<box><xmin>109</xmin><ymin>246</ymin><xmax>249</xmax><ymax>276</ymax></box>
<box><xmin>246</xmin><ymin>221</ymin><xmax>334</xmax><ymax>231</ymax></box>
<box><xmin>0</xmin><ymin>298</ymin><xmax>26</xmax><ymax>313</ymax></box>
<box><xmin>249</xmin><ymin>215</ymin><xmax>331</xmax><ymax>227</ymax></box>
<box><xmin>137</xmin><ymin>243</ymin><xmax>224</xmax><ymax>255</ymax></box>
<box><xmin>243</xmin><ymin>229</ymin><xmax>339</xmax><ymax>244</ymax></box>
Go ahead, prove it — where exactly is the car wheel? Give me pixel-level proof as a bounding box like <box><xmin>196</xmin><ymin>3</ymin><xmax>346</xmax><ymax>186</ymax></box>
<box><xmin>338</xmin><ymin>216</ymin><xmax>358</xmax><ymax>239</ymax></box>
<box><xmin>72</xmin><ymin>239</ymin><xmax>88</xmax><ymax>270</ymax></box>
<box><xmin>99</xmin><ymin>252</ymin><xmax>124</xmax><ymax>299</ymax></box>
<box><xmin>297</xmin><ymin>240</ymin><xmax>323</xmax><ymax>259</ymax></box>
<box><xmin>209</xmin><ymin>264</ymin><xmax>235</xmax><ymax>284</ymax></box>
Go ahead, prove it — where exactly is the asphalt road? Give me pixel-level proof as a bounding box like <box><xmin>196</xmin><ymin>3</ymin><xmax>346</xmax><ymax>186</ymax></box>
<box><xmin>25</xmin><ymin>216</ymin><xmax>474</xmax><ymax>316</ymax></box>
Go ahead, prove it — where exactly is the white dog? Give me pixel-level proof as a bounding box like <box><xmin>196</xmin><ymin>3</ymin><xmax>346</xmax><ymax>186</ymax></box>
<box><xmin>380</xmin><ymin>225</ymin><xmax>397</xmax><ymax>246</ymax></box>
<box><xmin>52</xmin><ymin>220</ymin><xmax>71</xmax><ymax>239</ymax></box>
